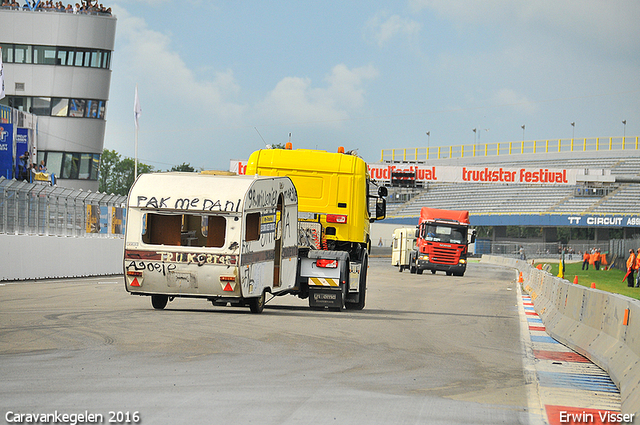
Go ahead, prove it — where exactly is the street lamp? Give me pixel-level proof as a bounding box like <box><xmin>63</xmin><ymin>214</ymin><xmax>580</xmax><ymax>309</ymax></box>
<box><xmin>521</xmin><ymin>124</ymin><xmax>525</xmax><ymax>142</ymax></box>
<box><xmin>622</xmin><ymin>120</ymin><xmax>627</xmax><ymax>143</ymax></box>
<box><xmin>571</xmin><ymin>122</ymin><xmax>575</xmax><ymax>140</ymax></box>
<box><xmin>472</xmin><ymin>128</ymin><xmax>477</xmax><ymax>145</ymax></box>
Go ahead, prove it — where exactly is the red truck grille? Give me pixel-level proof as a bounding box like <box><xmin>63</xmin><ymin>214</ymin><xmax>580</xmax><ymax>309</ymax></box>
<box><xmin>430</xmin><ymin>246</ymin><xmax>459</xmax><ymax>265</ymax></box>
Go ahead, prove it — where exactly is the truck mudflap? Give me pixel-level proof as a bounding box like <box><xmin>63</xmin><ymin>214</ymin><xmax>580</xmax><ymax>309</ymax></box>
<box><xmin>300</xmin><ymin>250</ymin><xmax>349</xmax><ymax>310</ymax></box>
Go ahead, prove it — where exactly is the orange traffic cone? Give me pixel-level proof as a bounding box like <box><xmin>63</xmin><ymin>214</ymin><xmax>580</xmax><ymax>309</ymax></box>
<box><xmin>518</xmin><ymin>272</ymin><xmax>523</xmax><ymax>283</ymax></box>
<box><xmin>573</xmin><ymin>276</ymin><xmax>578</xmax><ymax>285</ymax></box>
<box><xmin>536</xmin><ymin>264</ymin><xmax>543</xmax><ymax>270</ymax></box>
<box><xmin>591</xmin><ymin>282</ymin><xmax>596</xmax><ymax>289</ymax></box>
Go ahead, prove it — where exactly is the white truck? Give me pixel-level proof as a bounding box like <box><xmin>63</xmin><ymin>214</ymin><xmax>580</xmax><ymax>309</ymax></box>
<box><xmin>123</xmin><ymin>172</ymin><xmax>352</xmax><ymax>313</ymax></box>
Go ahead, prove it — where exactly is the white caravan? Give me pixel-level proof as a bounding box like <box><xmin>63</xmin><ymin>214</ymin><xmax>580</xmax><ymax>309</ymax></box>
<box><xmin>124</xmin><ymin>173</ymin><xmax>298</xmax><ymax>313</ymax></box>
<box><xmin>391</xmin><ymin>227</ymin><xmax>417</xmax><ymax>272</ymax></box>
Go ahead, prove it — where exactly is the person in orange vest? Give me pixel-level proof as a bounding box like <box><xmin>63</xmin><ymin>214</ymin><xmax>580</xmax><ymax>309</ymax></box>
<box><xmin>635</xmin><ymin>248</ymin><xmax>640</xmax><ymax>288</ymax></box>
<box><xmin>593</xmin><ymin>249</ymin><xmax>601</xmax><ymax>271</ymax></box>
<box><xmin>600</xmin><ymin>251</ymin><xmax>608</xmax><ymax>269</ymax></box>
<box><xmin>582</xmin><ymin>251</ymin><xmax>590</xmax><ymax>270</ymax></box>
<box><xmin>626</xmin><ymin>249</ymin><xmax>636</xmax><ymax>288</ymax></box>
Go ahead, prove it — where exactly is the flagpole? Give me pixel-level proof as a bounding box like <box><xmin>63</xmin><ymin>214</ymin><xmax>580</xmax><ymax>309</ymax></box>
<box><xmin>134</xmin><ymin>84</ymin><xmax>140</xmax><ymax>179</ymax></box>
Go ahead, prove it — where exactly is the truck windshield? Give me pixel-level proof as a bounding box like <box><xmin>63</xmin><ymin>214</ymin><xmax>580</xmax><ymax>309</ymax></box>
<box><xmin>424</xmin><ymin>224</ymin><xmax>466</xmax><ymax>244</ymax></box>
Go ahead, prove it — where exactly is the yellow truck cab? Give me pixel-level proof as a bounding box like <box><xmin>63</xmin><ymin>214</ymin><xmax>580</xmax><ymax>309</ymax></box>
<box><xmin>246</xmin><ymin>145</ymin><xmax>387</xmax><ymax>310</ymax></box>
<box><xmin>123</xmin><ymin>173</ymin><xmax>299</xmax><ymax>313</ymax></box>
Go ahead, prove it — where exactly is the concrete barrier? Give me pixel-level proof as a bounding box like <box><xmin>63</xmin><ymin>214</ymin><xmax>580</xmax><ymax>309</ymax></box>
<box><xmin>481</xmin><ymin>254</ymin><xmax>640</xmax><ymax>416</ymax></box>
<box><xmin>0</xmin><ymin>234</ymin><xmax>124</xmax><ymax>281</ymax></box>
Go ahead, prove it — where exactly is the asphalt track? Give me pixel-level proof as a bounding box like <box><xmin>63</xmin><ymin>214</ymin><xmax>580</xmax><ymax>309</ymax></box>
<box><xmin>0</xmin><ymin>259</ymin><xmax>620</xmax><ymax>424</ymax></box>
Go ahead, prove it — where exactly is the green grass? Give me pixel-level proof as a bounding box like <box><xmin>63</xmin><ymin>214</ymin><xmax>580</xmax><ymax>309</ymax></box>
<box><xmin>534</xmin><ymin>261</ymin><xmax>640</xmax><ymax>301</ymax></box>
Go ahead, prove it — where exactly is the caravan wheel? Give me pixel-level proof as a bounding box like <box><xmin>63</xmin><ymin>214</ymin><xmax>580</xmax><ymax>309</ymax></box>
<box><xmin>249</xmin><ymin>291</ymin><xmax>266</xmax><ymax>314</ymax></box>
<box><xmin>151</xmin><ymin>295</ymin><xmax>168</xmax><ymax>310</ymax></box>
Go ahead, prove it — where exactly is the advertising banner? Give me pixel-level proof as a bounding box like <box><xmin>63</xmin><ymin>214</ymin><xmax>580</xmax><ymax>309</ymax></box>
<box><xmin>366</xmin><ymin>163</ymin><xmax>580</xmax><ymax>185</ymax></box>
<box><xmin>14</xmin><ymin>128</ymin><xmax>28</xmax><ymax>179</ymax></box>
<box><xmin>231</xmin><ymin>159</ymin><xmax>585</xmax><ymax>186</ymax></box>
<box><xmin>0</xmin><ymin>123</ymin><xmax>13</xmax><ymax>179</ymax></box>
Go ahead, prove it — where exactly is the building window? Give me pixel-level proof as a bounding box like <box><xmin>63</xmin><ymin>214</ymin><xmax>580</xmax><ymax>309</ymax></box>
<box><xmin>37</xmin><ymin>151</ymin><xmax>100</xmax><ymax>181</ymax></box>
<box><xmin>13</xmin><ymin>45</ymin><xmax>32</xmax><ymax>64</ymax></box>
<box><xmin>32</xmin><ymin>97</ymin><xmax>51</xmax><ymax>116</ymax></box>
<box><xmin>51</xmin><ymin>98</ymin><xmax>69</xmax><ymax>116</ymax></box>
<box><xmin>0</xmin><ymin>43</ymin><xmax>111</xmax><ymax>69</ymax></box>
<box><xmin>33</xmin><ymin>45</ymin><xmax>57</xmax><ymax>65</ymax></box>
<box><xmin>69</xmin><ymin>99</ymin><xmax>86</xmax><ymax>117</ymax></box>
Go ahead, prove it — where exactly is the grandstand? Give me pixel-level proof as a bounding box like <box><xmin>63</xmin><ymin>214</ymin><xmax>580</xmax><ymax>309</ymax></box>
<box><xmin>379</xmin><ymin>139</ymin><xmax>640</xmax><ymax>243</ymax></box>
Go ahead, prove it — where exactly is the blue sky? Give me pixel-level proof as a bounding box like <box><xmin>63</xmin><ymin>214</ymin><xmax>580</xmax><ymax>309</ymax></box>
<box><xmin>103</xmin><ymin>0</ymin><xmax>640</xmax><ymax>171</ymax></box>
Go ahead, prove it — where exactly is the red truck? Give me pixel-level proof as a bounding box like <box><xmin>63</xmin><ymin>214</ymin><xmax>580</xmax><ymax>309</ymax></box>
<box><xmin>409</xmin><ymin>207</ymin><xmax>475</xmax><ymax>276</ymax></box>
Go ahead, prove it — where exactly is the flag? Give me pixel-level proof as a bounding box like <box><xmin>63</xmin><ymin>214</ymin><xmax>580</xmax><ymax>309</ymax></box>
<box><xmin>0</xmin><ymin>47</ymin><xmax>5</xmax><ymax>100</ymax></box>
<box><xmin>134</xmin><ymin>85</ymin><xmax>142</xmax><ymax>129</ymax></box>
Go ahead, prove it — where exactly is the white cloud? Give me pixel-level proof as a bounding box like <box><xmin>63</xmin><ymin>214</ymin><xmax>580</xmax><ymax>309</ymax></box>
<box><xmin>365</xmin><ymin>11</ymin><xmax>421</xmax><ymax>47</ymax></box>
<box><xmin>491</xmin><ymin>89</ymin><xmax>538</xmax><ymax>114</ymax></box>
<box><xmin>257</xmin><ymin>64</ymin><xmax>378</xmax><ymax>125</ymax></box>
<box><xmin>409</xmin><ymin>0</ymin><xmax>640</xmax><ymax>55</ymax></box>
<box><xmin>112</xmin><ymin>5</ymin><xmax>246</xmax><ymax>124</ymax></box>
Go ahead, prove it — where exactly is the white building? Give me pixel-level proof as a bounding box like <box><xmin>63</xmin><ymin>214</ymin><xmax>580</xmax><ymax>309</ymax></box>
<box><xmin>0</xmin><ymin>7</ymin><xmax>116</xmax><ymax>191</ymax></box>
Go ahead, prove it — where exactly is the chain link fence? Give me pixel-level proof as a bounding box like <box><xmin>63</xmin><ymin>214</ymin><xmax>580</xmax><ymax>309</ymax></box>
<box><xmin>0</xmin><ymin>177</ymin><xmax>127</xmax><ymax>237</ymax></box>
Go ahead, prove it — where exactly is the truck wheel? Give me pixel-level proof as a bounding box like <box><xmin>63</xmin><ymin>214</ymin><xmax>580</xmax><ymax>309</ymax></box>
<box><xmin>409</xmin><ymin>254</ymin><xmax>416</xmax><ymax>274</ymax></box>
<box><xmin>417</xmin><ymin>269</ymin><xmax>423</xmax><ymax>275</ymax></box>
<box><xmin>151</xmin><ymin>295</ymin><xmax>168</xmax><ymax>310</ymax></box>
<box><xmin>249</xmin><ymin>291</ymin><xmax>266</xmax><ymax>314</ymax></box>
<box><xmin>431</xmin><ymin>270</ymin><xmax>436</xmax><ymax>274</ymax></box>
<box><xmin>398</xmin><ymin>265</ymin><xmax>403</xmax><ymax>273</ymax></box>
<box><xmin>346</xmin><ymin>251</ymin><xmax>367</xmax><ymax>310</ymax></box>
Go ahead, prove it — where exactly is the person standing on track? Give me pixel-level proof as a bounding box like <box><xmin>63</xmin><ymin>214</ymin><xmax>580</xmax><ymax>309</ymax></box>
<box><xmin>626</xmin><ymin>249</ymin><xmax>636</xmax><ymax>288</ymax></box>
<box><xmin>635</xmin><ymin>248</ymin><xmax>640</xmax><ymax>288</ymax></box>
<box><xmin>582</xmin><ymin>250</ymin><xmax>590</xmax><ymax>270</ymax></box>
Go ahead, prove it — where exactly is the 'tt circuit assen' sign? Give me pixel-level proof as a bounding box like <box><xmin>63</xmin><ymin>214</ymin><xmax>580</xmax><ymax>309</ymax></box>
<box><xmin>231</xmin><ymin>160</ymin><xmax>590</xmax><ymax>186</ymax></box>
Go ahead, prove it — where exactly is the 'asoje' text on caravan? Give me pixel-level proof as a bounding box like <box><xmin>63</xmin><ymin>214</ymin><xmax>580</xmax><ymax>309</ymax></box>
<box><xmin>461</xmin><ymin>167</ymin><xmax>568</xmax><ymax>184</ymax></box>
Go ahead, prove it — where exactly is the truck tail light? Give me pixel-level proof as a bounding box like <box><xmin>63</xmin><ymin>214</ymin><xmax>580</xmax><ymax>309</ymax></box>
<box><xmin>316</xmin><ymin>259</ymin><xmax>338</xmax><ymax>268</ymax></box>
<box><xmin>326</xmin><ymin>214</ymin><xmax>347</xmax><ymax>224</ymax></box>
<box><xmin>127</xmin><ymin>271</ymin><xmax>142</xmax><ymax>277</ymax></box>
<box><xmin>220</xmin><ymin>276</ymin><xmax>236</xmax><ymax>282</ymax></box>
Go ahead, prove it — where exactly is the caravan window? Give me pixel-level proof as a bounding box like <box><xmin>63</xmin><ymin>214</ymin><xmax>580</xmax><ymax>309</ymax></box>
<box><xmin>245</xmin><ymin>212</ymin><xmax>260</xmax><ymax>241</ymax></box>
<box><xmin>142</xmin><ymin>213</ymin><xmax>227</xmax><ymax>247</ymax></box>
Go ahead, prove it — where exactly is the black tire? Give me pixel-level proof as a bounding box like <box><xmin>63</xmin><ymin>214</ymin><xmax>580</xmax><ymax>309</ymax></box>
<box><xmin>417</xmin><ymin>269</ymin><xmax>423</xmax><ymax>275</ymax></box>
<box><xmin>409</xmin><ymin>253</ymin><xmax>417</xmax><ymax>274</ymax></box>
<box><xmin>346</xmin><ymin>250</ymin><xmax>367</xmax><ymax>310</ymax></box>
<box><xmin>446</xmin><ymin>271</ymin><xmax>452</xmax><ymax>276</ymax></box>
<box><xmin>431</xmin><ymin>270</ymin><xmax>436</xmax><ymax>274</ymax></box>
<box><xmin>398</xmin><ymin>265</ymin><xmax>403</xmax><ymax>273</ymax></box>
<box><xmin>151</xmin><ymin>295</ymin><xmax>168</xmax><ymax>310</ymax></box>
<box><xmin>249</xmin><ymin>291</ymin><xmax>265</xmax><ymax>314</ymax></box>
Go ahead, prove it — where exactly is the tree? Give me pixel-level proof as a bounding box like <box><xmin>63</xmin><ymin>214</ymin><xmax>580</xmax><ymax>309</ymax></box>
<box><xmin>99</xmin><ymin>149</ymin><xmax>154</xmax><ymax>196</ymax></box>
<box><xmin>170</xmin><ymin>162</ymin><xmax>195</xmax><ymax>172</ymax></box>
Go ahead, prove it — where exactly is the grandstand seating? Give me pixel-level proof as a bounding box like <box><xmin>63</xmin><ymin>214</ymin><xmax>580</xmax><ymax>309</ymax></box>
<box><xmin>386</xmin><ymin>154</ymin><xmax>640</xmax><ymax>218</ymax></box>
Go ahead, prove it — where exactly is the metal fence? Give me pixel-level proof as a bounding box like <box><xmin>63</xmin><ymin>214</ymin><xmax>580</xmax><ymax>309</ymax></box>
<box><xmin>475</xmin><ymin>240</ymin><xmax>609</xmax><ymax>260</ymax></box>
<box><xmin>0</xmin><ymin>177</ymin><xmax>127</xmax><ymax>237</ymax></box>
<box><xmin>381</xmin><ymin>136</ymin><xmax>639</xmax><ymax>162</ymax></box>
